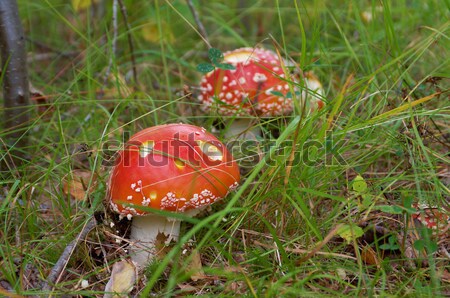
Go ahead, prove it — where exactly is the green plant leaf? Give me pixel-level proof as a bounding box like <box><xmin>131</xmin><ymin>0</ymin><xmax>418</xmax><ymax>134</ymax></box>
<box><xmin>270</xmin><ymin>91</ymin><xmax>284</xmax><ymax>97</ymax></box>
<box><xmin>337</xmin><ymin>224</ymin><xmax>364</xmax><ymax>243</ymax></box>
<box><xmin>352</xmin><ymin>175</ymin><xmax>368</xmax><ymax>193</ymax></box>
<box><xmin>379</xmin><ymin>243</ymin><xmax>391</xmax><ymax>250</ymax></box>
<box><xmin>413</xmin><ymin>239</ymin><xmax>425</xmax><ymax>250</ymax></box>
<box><xmin>361</xmin><ymin>194</ymin><xmax>372</xmax><ymax>208</ymax></box>
<box><xmin>208</xmin><ymin>48</ymin><xmax>224</xmax><ymax>62</ymax></box>
<box><xmin>375</xmin><ymin>205</ymin><xmax>403</xmax><ymax>214</ymax></box>
<box><xmin>413</xmin><ymin>239</ymin><xmax>438</xmax><ymax>253</ymax></box>
<box><xmin>402</xmin><ymin>196</ymin><xmax>416</xmax><ymax>214</ymax></box>
<box><xmin>215</xmin><ymin>62</ymin><xmax>236</xmax><ymax>70</ymax></box>
<box><xmin>285</xmin><ymin>91</ymin><xmax>301</xmax><ymax>99</ymax></box>
<box><xmin>427</xmin><ymin>241</ymin><xmax>438</xmax><ymax>253</ymax></box>
<box><xmin>196</xmin><ymin>63</ymin><xmax>215</xmax><ymax>73</ymax></box>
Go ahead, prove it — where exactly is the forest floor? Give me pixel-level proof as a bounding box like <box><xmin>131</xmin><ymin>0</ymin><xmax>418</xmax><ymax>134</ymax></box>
<box><xmin>0</xmin><ymin>1</ymin><xmax>449</xmax><ymax>297</ymax></box>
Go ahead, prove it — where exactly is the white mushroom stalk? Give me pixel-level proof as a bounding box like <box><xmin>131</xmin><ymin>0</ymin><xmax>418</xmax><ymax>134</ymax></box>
<box><xmin>224</xmin><ymin>118</ymin><xmax>261</xmax><ymax>140</ymax></box>
<box><xmin>128</xmin><ymin>207</ymin><xmax>204</xmax><ymax>265</ymax></box>
<box><xmin>128</xmin><ymin>214</ymin><xmax>180</xmax><ymax>265</ymax></box>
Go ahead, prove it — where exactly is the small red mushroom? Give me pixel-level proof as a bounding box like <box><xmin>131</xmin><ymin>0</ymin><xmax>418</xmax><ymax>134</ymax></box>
<box><xmin>412</xmin><ymin>202</ymin><xmax>449</xmax><ymax>235</ymax></box>
<box><xmin>107</xmin><ymin>123</ymin><xmax>240</xmax><ymax>265</ymax></box>
<box><xmin>198</xmin><ymin>47</ymin><xmax>325</xmax><ymax>138</ymax></box>
<box><xmin>198</xmin><ymin>47</ymin><xmax>293</xmax><ymax>138</ymax></box>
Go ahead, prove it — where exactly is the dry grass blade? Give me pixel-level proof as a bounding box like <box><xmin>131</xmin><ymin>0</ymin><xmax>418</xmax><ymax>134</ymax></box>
<box><xmin>253</xmin><ymin>240</ymin><xmax>357</xmax><ymax>261</ymax></box>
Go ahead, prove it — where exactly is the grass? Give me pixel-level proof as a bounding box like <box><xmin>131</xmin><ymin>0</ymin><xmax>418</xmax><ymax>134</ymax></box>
<box><xmin>1</xmin><ymin>0</ymin><xmax>449</xmax><ymax>296</ymax></box>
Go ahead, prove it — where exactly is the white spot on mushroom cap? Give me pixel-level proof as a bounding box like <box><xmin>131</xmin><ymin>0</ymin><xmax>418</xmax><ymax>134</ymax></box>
<box><xmin>142</xmin><ymin>196</ymin><xmax>151</xmax><ymax>206</ymax></box>
<box><xmin>265</xmin><ymin>87</ymin><xmax>274</xmax><ymax>95</ymax></box>
<box><xmin>197</xmin><ymin>140</ymin><xmax>223</xmax><ymax>162</ymax></box>
<box><xmin>140</xmin><ymin>141</ymin><xmax>154</xmax><ymax>158</ymax></box>
<box><xmin>253</xmin><ymin>73</ymin><xmax>267</xmax><ymax>83</ymax></box>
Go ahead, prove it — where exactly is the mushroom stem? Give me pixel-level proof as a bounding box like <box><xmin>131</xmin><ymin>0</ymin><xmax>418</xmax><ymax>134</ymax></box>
<box><xmin>224</xmin><ymin>118</ymin><xmax>261</xmax><ymax>140</ymax></box>
<box><xmin>129</xmin><ymin>214</ymin><xmax>181</xmax><ymax>266</ymax></box>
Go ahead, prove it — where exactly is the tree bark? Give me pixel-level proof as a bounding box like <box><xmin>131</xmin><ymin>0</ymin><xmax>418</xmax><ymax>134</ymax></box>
<box><xmin>0</xmin><ymin>0</ymin><xmax>30</xmax><ymax>167</ymax></box>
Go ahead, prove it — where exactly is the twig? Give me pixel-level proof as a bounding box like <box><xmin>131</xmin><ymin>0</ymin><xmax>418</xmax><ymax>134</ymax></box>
<box><xmin>26</xmin><ymin>37</ymin><xmax>78</xmax><ymax>59</ymax></box>
<box><xmin>253</xmin><ymin>239</ymin><xmax>357</xmax><ymax>261</ymax></box>
<box><xmin>0</xmin><ymin>282</ymin><xmax>25</xmax><ymax>298</ymax></box>
<box><xmin>296</xmin><ymin>224</ymin><xmax>344</xmax><ymax>264</ymax></box>
<box><xmin>185</xmin><ymin>0</ymin><xmax>210</xmax><ymax>48</ymax></box>
<box><xmin>117</xmin><ymin>0</ymin><xmax>138</xmax><ymax>87</ymax></box>
<box><xmin>42</xmin><ymin>217</ymin><xmax>97</xmax><ymax>294</ymax></box>
<box><xmin>103</xmin><ymin>0</ymin><xmax>119</xmax><ymax>86</ymax></box>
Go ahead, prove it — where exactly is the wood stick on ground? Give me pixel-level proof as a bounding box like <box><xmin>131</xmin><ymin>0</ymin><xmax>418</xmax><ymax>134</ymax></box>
<box><xmin>0</xmin><ymin>280</ymin><xmax>25</xmax><ymax>298</ymax></box>
<box><xmin>42</xmin><ymin>218</ymin><xmax>97</xmax><ymax>293</ymax></box>
<box><xmin>296</xmin><ymin>224</ymin><xmax>344</xmax><ymax>265</ymax></box>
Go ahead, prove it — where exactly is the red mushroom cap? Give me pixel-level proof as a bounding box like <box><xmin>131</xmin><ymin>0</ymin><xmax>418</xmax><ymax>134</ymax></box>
<box><xmin>107</xmin><ymin>124</ymin><xmax>240</xmax><ymax>217</ymax></box>
<box><xmin>198</xmin><ymin>47</ymin><xmax>294</xmax><ymax>117</ymax></box>
<box><xmin>412</xmin><ymin>202</ymin><xmax>449</xmax><ymax>234</ymax></box>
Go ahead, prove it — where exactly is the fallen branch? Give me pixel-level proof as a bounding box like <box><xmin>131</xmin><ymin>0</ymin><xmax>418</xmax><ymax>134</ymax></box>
<box><xmin>0</xmin><ymin>281</ymin><xmax>25</xmax><ymax>298</ymax></box>
<box><xmin>42</xmin><ymin>217</ymin><xmax>97</xmax><ymax>293</ymax></box>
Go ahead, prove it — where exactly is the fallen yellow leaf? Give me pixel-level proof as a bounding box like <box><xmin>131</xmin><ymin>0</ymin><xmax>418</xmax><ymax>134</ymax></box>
<box><xmin>104</xmin><ymin>260</ymin><xmax>137</xmax><ymax>298</ymax></box>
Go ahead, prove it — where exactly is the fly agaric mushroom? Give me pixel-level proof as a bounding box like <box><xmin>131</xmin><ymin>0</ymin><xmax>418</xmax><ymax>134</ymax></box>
<box><xmin>198</xmin><ymin>47</ymin><xmax>325</xmax><ymax>138</ymax></box>
<box><xmin>107</xmin><ymin>124</ymin><xmax>240</xmax><ymax>265</ymax></box>
<box><xmin>411</xmin><ymin>202</ymin><xmax>449</xmax><ymax>235</ymax></box>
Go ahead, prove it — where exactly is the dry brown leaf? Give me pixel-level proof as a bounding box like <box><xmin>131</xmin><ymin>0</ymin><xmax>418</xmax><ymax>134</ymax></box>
<box><xmin>62</xmin><ymin>169</ymin><xmax>97</xmax><ymax>201</ymax></box>
<box><xmin>177</xmin><ymin>283</ymin><xmax>198</xmax><ymax>293</ymax></box>
<box><xmin>154</xmin><ymin>232</ymin><xmax>172</xmax><ymax>258</ymax></box>
<box><xmin>103</xmin><ymin>260</ymin><xmax>137</xmax><ymax>298</ymax></box>
<box><xmin>361</xmin><ymin>244</ymin><xmax>381</xmax><ymax>268</ymax></box>
<box><xmin>186</xmin><ymin>249</ymin><xmax>206</xmax><ymax>281</ymax></box>
<box><xmin>440</xmin><ymin>269</ymin><xmax>450</xmax><ymax>283</ymax></box>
